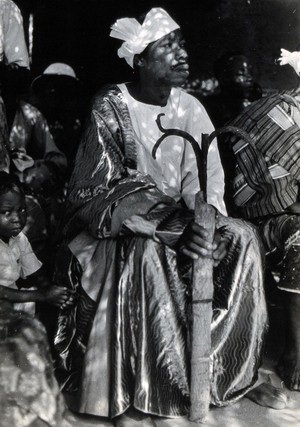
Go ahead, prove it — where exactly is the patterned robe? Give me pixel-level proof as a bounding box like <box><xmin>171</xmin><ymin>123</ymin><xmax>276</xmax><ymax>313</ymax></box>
<box><xmin>53</xmin><ymin>84</ymin><xmax>267</xmax><ymax>418</ymax></box>
<box><xmin>227</xmin><ymin>88</ymin><xmax>300</xmax><ymax>293</ymax></box>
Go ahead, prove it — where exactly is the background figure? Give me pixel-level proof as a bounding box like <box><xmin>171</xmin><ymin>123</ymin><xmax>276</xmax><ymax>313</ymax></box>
<box><xmin>204</xmin><ymin>51</ymin><xmax>263</xmax><ymax>128</ymax></box>
<box><xmin>0</xmin><ymin>94</ymin><xmax>9</xmax><ymax>172</ymax></box>
<box><xmin>0</xmin><ymin>6</ymin><xmax>67</xmax><ymax>423</ymax></box>
<box><xmin>0</xmin><ymin>313</ymin><xmax>65</xmax><ymax>426</ymax></box>
<box><xmin>8</xmin><ymin>63</ymin><xmax>82</xmax><ymax>341</ymax></box>
<box><xmin>8</xmin><ymin>65</ymin><xmax>82</xmax><ymax>265</ymax></box>
<box><xmin>0</xmin><ymin>0</ymin><xmax>30</xmax><ymax>129</ymax></box>
<box><xmin>225</xmin><ymin>47</ymin><xmax>300</xmax><ymax>391</ymax></box>
<box><xmin>0</xmin><ymin>171</ymin><xmax>74</xmax><ymax>426</ymax></box>
<box><xmin>0</xmin><ymin>171</ymin><xmax>73</xmax><ymax>314</ymax></box>
<box><xmin>9</xmin><ymin>94</ymin><xmax>68</xmax><ymax>265</ymax></box>
<box><xmin>9</xmin><ymin>62</ymin><xmax>85</xmax><ymax>254</ymax></box>
<box><xmin>30</xmin><ymin>62</ymin><xmax>86</xmax><ymax>174</ymax></box>
<box><xmin>203</xmin><ymin>52</ymin><xmax>263</xmax><ymax>213</ymax></box>
<box><xmin>0</xmin><ymin>0</ymin><xmax>30</xmax><ymax>172</ymax></box>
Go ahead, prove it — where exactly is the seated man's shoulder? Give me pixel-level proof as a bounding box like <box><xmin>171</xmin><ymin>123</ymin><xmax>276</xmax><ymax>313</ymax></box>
<box><xmin>87</xmin><ymin>84</ymin><xmax>130</xmax><ymax>124</ymax></box>
<box><xmin>91</xmin><ymin>84</ymin><xmax>122</xmax><ymax>109</ymax></box>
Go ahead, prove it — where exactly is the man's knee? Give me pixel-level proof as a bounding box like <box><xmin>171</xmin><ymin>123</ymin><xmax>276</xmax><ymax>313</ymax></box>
<box><xmin>282</xmin><ymin>215</ymin><xmax>300</xmax><ymax>240</ymax></box>
<box><xmin>218</xmin><ymin>216</ymin><xmax>262</xmax><ymax>248</ymax></box>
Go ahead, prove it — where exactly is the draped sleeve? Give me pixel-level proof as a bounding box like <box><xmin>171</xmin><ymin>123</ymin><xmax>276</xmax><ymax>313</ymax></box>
<box><xmin>64</xmin><ymin>85</ymin><xmax>179</xmax><ymax>240</ymax></box>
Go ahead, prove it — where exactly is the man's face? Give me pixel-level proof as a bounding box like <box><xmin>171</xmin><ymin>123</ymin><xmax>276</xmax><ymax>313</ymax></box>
<box><xmin>229</xmin><ymin>56</ymin><xmax>254</xmax><ymax>88</ymax></box>
<box><xmin>141</xmin><ymin>29</ymin><xmax>189</xmax><ymax>86</ymax></box>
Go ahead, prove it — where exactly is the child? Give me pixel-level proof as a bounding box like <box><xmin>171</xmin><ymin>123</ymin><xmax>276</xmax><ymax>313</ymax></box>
<box><xmin>0</xmin><ymin>171</ymin><xmax>73</xmax><ymax>313</ymax></box>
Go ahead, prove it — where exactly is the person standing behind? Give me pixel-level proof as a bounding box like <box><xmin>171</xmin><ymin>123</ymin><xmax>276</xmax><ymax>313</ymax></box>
<box><xmin>204</xmin><ymin>51</ymin><xmax>262</xmax><ymax>129</ymax></box>
<box><xmin>8</xmin><ymin>65</ymin><xmax>73</xmax><ymax>266</ymax></box>
<box><xmin>226</xmin><ymin>46</ymin><xmax>300</xmax><ymax>392</ymax></box>
<box><xmin>0</xmin><ymin>0</ymin><xmax>30</xmax><ymax>129</ymax></box>
<box><xmin>0</xmin><ymin>0</ymin><xmax>30</xmax><ymax>173</ymax></box>
<box><xmin>29</xmin><ymin>62</ymin><xmax>86</xmax><ymax>174</ymax></box>
<box><xmin>203</xmin><ymin>52</ymin><xmax>263</xmax><ymax>214</ymax></box>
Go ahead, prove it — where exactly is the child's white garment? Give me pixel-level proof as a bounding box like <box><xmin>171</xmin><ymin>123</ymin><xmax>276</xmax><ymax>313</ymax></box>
<box><xmin>0</xmin><ymin>231</ymin><xmax>42</xmax><ymax>313</ymax></box>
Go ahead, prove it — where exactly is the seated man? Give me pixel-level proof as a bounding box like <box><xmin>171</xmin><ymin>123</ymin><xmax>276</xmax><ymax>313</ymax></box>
<box><xmin>53</xmin><ymin>8</ymin><xmax>286</xmax><ymax>424</ymax></box>
<box><xmin>227</xmin><ymin>47</ymin><xmax>300</xmax><ymax>391</ymax></box>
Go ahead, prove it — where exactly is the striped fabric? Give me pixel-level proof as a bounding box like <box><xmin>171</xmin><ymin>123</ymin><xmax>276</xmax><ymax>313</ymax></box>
<box><xmin>228</xmin><ymin>92</ymin><xmax>300</xmax><ymax>218</ymax></box>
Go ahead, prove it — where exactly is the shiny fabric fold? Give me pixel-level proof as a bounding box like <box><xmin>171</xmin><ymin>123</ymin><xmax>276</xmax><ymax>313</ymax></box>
<box><xmin>254</xmin><ymin>213</ymin><xmax>300</xmax><ymax>293</ymax></box>
<box><xmin>54</xmin><ymin>216</ymin><xmax>267</xmax><ymax>418</ymax></box>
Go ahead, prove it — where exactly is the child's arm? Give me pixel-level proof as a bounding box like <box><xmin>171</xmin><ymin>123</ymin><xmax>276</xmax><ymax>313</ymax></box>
<box><xmin>17</xmin><ymin>266</ymin><xmax>51</xmax><ymax>290</ymax></box>
<box><xmin>17</xmin><ymin>267</ymin><xmax>76</xmax><ymax>308</ymax></box>
<box><xmin>0</xmin><ymin>284</ymin><xmax>42</xmax><ymax>303</ymax></box>
<box><xmin>0</xmin><ymin>283</ymin><xmax>73</xmax><ymax>307</ymax></box>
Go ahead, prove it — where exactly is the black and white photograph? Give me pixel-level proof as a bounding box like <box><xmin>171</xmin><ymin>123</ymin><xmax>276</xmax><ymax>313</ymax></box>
<box><xmin>0</xmin><ymin>1</ymin><xmax>300</xmax><ymax>426</ymax></box>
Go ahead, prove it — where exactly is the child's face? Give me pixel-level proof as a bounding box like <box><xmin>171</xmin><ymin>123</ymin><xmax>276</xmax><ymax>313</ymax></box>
<box><xmin>0</xmin><ymin>190</ymin><xmax>27</xmax><ymax>243</ymax></box>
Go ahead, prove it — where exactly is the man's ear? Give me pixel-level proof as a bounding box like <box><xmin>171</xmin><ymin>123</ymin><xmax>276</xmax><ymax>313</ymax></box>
<box><xmin>134</xmin><ymin>54</ymin><xmax>145</xmax><ymax>68</ymax></box>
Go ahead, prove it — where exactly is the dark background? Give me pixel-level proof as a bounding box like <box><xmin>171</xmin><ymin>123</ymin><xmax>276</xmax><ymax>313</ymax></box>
<box><xmin>14</xmin><ymin>0</ymin><xmax>300</xmax><ymax>96</ymax></box>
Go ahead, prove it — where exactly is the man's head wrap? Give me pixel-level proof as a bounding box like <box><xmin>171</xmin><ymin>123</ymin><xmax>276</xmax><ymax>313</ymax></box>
<box><xmin>109</xmin><ymin>8</ymin><xmax>180</xmax><ymax>68</ymax></box>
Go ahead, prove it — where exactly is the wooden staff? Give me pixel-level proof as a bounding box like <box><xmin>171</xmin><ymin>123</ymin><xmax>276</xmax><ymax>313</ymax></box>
<box><xmin>189</xmin><ymin>126</ymin><xmax>254</xmax><ymax>423</ymax></box>
<box><xmin>189</xmin><ymin>133</ymin><xmax>215</xmax><ymax>423</ymax></box>
<box><xmin>153</xmin><ymin>116</ymin><xmax>252</xmax><ymax>423</ymax></box>
<box><xmin>153</xmin><ymin>115</ymin><xmax>215</xmax><ymax>423</ymax></box>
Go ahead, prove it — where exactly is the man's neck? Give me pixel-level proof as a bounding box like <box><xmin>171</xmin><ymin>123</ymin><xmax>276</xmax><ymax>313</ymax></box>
<box><xmin>127</xmin><ymin>81</ymin><xmax>172</xmax><ymax>107</ymax></box>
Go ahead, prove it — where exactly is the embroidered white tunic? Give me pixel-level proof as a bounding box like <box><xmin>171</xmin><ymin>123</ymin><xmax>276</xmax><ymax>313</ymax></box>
<box><xmin>118</xmin><ymin>83</ymin><xmax>227</xmax><ymax>215</ymax></box>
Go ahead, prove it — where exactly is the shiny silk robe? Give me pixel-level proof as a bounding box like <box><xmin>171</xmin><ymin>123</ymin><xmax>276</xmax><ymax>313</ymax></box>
<box><xmin>54</xmin><ymin>84</ymin><xmax>267</xmax><ymax>418</ymax></box>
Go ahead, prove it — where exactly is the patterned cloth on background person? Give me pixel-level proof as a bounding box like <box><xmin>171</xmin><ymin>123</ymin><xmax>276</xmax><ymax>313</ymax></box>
<box><xmin>227</xmin><ymin>87</ymin><xmax>300</xmax><ymax>296</ymax></box>
<box><xmin>228</xmin><ymin>90</ymin><xmax>300</xmax><ymax>219</ymax></box>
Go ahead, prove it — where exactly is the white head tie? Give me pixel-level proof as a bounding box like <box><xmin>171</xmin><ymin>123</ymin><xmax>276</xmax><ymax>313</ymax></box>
<box><xmin>278</xmin><ymin>48</ymin><xmax>300</xmax><ymax>76</ymax></box>
<box><xmin>109</xmin><ymin>8</ymin><xmax>180</xmax><ymax>68</ymax></box>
